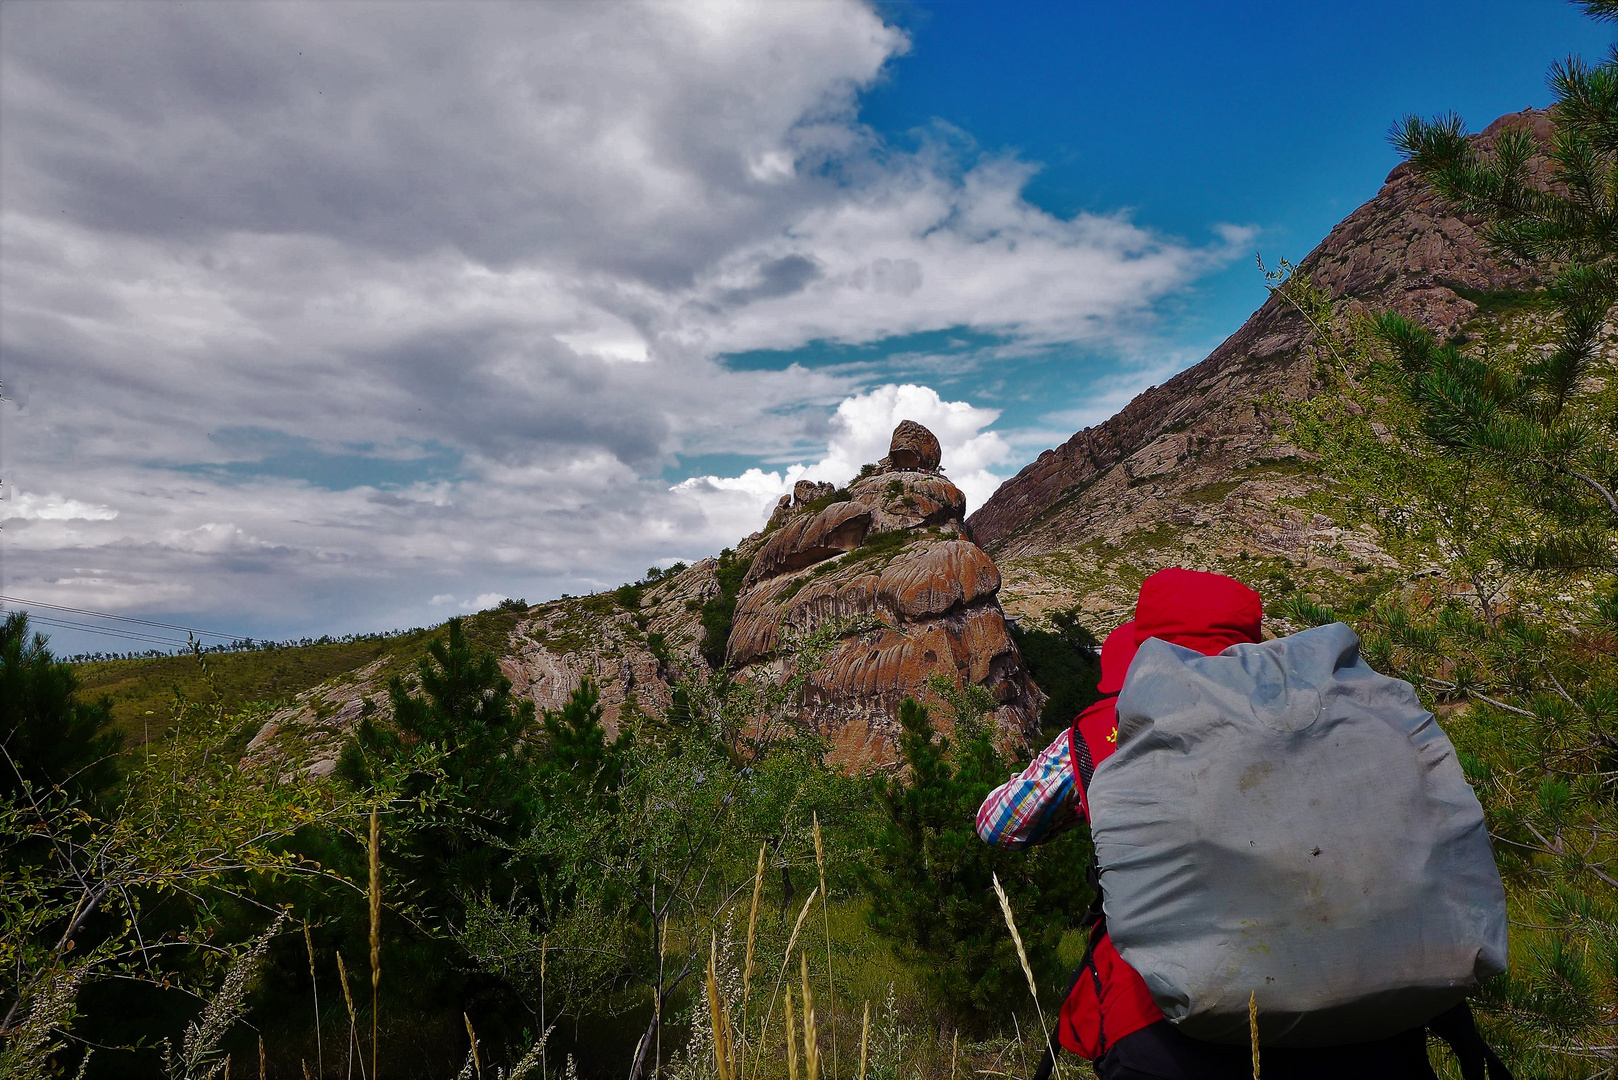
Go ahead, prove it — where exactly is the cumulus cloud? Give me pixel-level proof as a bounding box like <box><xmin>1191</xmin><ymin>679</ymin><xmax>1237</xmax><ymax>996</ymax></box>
<box><xmin>0</xmin><ymin>1</ymin><xmax>1240</xmax><ymax>643</ymax></box>
<box><xmin>673</xmin><ymin>383</ymin><xmax>1013</xmax><ymax>531</ymax></box>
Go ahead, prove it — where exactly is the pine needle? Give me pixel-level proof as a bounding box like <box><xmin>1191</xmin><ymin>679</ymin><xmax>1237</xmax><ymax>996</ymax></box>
<box><xmin>991</xmin><ymin>873</ymin><xmax>1057</xmax><ymax>1080</ymax></box>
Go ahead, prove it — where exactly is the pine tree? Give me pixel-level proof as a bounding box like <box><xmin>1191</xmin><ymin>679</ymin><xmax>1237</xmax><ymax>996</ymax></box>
<box><xmin>1388</xmin><ymin>5</ymin><xmax>1617</xmax><ymax>574</ymax></box>
<box><xmin>536</xmin><ymin>676</ymin><xmax>628</xmax><ymax>809</ymax></box>
<box><xmin>860</xmin><ymin>697</ymin><xmax>1089</xmax><ymax>1028</ymax></box>
<box><xmin>0</xmin><ymin>612</ymin><xmax>122</xmax><ymax>807</ymax></box>
<box><xmin>1281</xmin><ymin>10</ymin><xmax>1618</xmax><ymax>1069</ymax></box>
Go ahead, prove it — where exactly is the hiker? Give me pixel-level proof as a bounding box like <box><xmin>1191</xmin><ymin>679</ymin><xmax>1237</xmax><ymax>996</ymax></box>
<box><xmin>977</xmin><ymin>567</ymin><xmax>1508</xmax><ymax>1080</ymax></box>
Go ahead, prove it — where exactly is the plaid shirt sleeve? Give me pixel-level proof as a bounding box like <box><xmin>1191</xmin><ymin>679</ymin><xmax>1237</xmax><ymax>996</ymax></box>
<box><xmin>975</xmin><ymin>728</ymin><xmax>1082</xmax><ymax>849</ymax></box>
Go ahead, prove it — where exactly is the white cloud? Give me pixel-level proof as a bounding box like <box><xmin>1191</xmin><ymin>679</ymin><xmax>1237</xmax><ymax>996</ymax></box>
<box><xmin>0</xmin><ymin>1</ymin><xmax>1242</xmax><ymax>643</ymax></box>
<box><xmin>674</xmin><ymin>382</ymin><xmax>1014</xmax><ymax>533</ymax></box>
<box><xmin>0</xmin><ymin>492</ymin><xmax>118</xmax><ymax>521</ymax></box>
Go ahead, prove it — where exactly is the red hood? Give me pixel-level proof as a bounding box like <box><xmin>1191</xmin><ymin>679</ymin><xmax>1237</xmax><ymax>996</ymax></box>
<box><xmin>1134</xmin><ymin>567</ymin><xmax>1263</xmax><ymax>656</ymax></box>
<box><xmin>1096</xmin><ymin>620</ymin><xmax>1139</xmax><ymax>694</ymax></box>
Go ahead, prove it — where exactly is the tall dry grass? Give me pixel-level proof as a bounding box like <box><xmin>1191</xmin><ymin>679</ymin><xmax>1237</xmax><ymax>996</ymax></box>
<box><xmin>369</xmin><ymin>808</ymin><xmax>382</xmax><ymax>1080</ymax></box>
<box><xmin>992</xmin><ymin>873</ymin><xmax>1058</xmax><ymax>1080</ymax></box>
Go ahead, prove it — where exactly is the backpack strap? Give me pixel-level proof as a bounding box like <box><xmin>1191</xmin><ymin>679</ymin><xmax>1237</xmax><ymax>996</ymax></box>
<box><xmin>1427</xmin><ymin>1001</ymin><xmax>1512</xmax><ymax>1080</ymax></box>
<box><xmin>1071</xmin><ymin>720</ymin><xmax>1097</xmax><ymax>796</ymax></box>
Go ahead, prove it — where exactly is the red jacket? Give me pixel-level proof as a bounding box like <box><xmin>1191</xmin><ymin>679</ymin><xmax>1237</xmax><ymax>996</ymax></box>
<box><xmin>1057</xmin><ymin>568</ymin><xmax>1264</xmax><ymax>1059</ymax></box>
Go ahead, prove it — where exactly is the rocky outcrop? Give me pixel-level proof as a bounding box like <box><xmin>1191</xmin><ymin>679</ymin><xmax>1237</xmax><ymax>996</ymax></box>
<box><xmin>966</xmin><ymin>111</ymin><xmax>1552</xmax><ymax>627</ymax></box>
<box><xmin>745</xmin><ymin>501</ymin><xmax>873</xmax><ymax>587</ymax></box>
<box><xmin>884</xmin><ymin>419</ymin><xmax>943</xmax><ymax>472</ymax></box>
<box><xmin>727</xmin><ymin>423</ymin><xmax>1041</xmax><ymax>768</ymax></box>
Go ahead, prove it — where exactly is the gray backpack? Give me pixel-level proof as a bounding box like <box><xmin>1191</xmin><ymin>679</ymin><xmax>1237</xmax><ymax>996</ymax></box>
<box><xmin>1088</xmin><ymin>622</ymin><xmax>1508</xmax><ymax>1047</ymax></box>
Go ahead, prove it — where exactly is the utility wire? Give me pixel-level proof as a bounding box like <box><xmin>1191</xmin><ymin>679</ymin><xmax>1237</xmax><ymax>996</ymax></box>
<box><xmin>1</xmin><ymin>609</ymin><xmax>193</xmax><ymax>650</ymax></box>
<box><xmin>0</xmin><ymin>595</ymin><xmax>247</xmax><ymax>641</ymax></box>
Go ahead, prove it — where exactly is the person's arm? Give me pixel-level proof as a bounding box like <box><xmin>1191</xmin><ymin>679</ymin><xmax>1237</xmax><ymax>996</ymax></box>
<box><xmin>975</xmin><ymin>730</ymin><xmax>1082</xmax><ymax>849</ymax></box>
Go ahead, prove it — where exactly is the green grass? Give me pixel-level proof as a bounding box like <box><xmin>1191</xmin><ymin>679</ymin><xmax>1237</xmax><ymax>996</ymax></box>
<box><xmin>74</xmin><ymin>608</ymin><xmax>529</xmax><ymax>743</ymax></box>
<box><xmin>1447</xmin><ymin>283</ymin><xmax>1547</xmax><ymax>318</ymax></box>
<box><xmin>800</xmin><ymin>488</ymin><xmax>853</xmax><ymax>515</ymax></box>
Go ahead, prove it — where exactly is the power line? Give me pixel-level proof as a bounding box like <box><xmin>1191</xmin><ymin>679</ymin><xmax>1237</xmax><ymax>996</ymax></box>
<box><xmin>0</xmin><ymin>595</ymin><xmax>248</xmax><ymax>641</ymax></box>
<box><xmin>2</xmin><ymin>610</ymin><xmax>192</xmax><ymax>650</ymax></box>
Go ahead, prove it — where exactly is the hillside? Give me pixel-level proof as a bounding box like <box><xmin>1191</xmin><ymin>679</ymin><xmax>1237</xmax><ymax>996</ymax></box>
<box><xmin>238</xmin><ymin>422</ymin><xmax>1043</xmax><ymax>777</ymax></box>
<box><xmin>971</xmin><ymin>109</ymin><xmax>1553</xmax><ymax>632</ymax></box>
<box><xmin>78</xmin><ymin>110</ymin><xmax>1574</xmax><ymax>777</ymax></box>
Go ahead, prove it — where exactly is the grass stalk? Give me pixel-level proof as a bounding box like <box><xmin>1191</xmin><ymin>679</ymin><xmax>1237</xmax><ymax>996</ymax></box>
<box><xmin>751</xmin><ymin>886</ymin><xmax>819</xmax><ymax>1080</ymax></box>
<box><xmin>858</xmin><ymin>1002</ymin><xmax>869</xmax><ymax>1080</ymax></box>
<box><xmin>540</xmin><ymin>935</ymin><xmax>548</xmax><ymax>1080</ymax></box>
<box><xmin>706</xmin><ymin>932</ymin><xmax>733</xmax><ymax>1080</ymax></box>
<box><xmin>337</xmin><ymin>953</ymin><xmax>365</xmax><ymax>1080</ymax></box>
<box><xmin>813</xmin><ymin>814</ymin><xmax>835</xmax><ymax>1080</ymax></box>
<box><xmin>800</xmin><ymin>951</ymin><xmax>819</xmax><ymax>1080</ymax></box>
<box><xmin>304</xmin><ymin>922</ymin><xmax>322</xmax><ymax>1079</ymax></box>
<box><xmin>465</xmin><ymin>1013</ymin><xmax>483</xmax><ymax>1080</ymax></box>
<box><xmin>369</xmin><ymin>808</ymin><xmax>381</xmax><ymax>1080</ymax></box>
<box><xmin>1249</xmin><ymin>991</ymin><xmax>1259</xmax><ymax>1080</ymax></box>
<box><xmin>740</xmin><ymin>843</ymin><xmax>766</xmax><ymax>1080</ymax></box>
<box><xmin>991</xmin><ymin>873</ymin><xmax>1057</xmax><ymax>1080</ymax></box>
<box><xmin>785</xmin><ymin>988</ymin><xmax>800</xmax><ymax>1080</ymax></box>
<box><xmin>260</xmin><ymin>1035</ymin><xmax>266</xmax><ymax>1080</ymax></box>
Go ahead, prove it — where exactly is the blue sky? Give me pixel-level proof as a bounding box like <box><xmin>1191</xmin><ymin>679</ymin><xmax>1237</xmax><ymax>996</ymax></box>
<box><xmin>825</xmin><ymin>0</ymin><xmax>1613</xmax><ymax>432</ymax></box>
<box><xmin>2</xmin><ymin>1</ymin><xmax>1611</xmax><ymax>653</ymax></box>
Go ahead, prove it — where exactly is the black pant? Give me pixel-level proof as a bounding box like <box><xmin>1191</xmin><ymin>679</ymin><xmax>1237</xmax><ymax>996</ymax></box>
<box><xmin>1096</xmin><ymin>1021</ymin><xmax>1436</xmax><ymax>1080</ymax></box>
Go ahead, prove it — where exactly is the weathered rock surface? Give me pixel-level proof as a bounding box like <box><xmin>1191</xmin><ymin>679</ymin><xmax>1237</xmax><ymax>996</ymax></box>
<box><xmin>727</xmin><ymin>424</ymin><xmax>1040</xmax><ymax>766</ymax></box>
<box><xmin>884</xmin><ymin>419</ymin><xmax>943</xmax><ymax>472</ymax></box>
<box><xmin>745</xmin><ymin>501</ymin><xmax>873</xmax><ymax>588</ymax></box>
<box><xmin>968</xmin><ymin>110</ymin><xmax>1553</xmax><ymax>626</ymax></box>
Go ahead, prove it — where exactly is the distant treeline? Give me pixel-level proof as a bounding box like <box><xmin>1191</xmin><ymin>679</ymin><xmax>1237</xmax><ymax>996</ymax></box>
<box><xmin>64</xmin><ymin>627</ymin><xmax>431</xmax><ymax>664</ymax></box>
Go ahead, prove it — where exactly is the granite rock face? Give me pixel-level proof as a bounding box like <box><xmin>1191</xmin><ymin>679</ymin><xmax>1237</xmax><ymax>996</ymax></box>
<box><xmin>727</xmin><ymin>424</ymin><xmax>1040</xmax><ymax>768</ymax></box>
<box><xmin>884</xmin><ymin>419</ymin><xmax>944</xmax><ymax>472</ymax></box>
<box><xmin>967</xmin><ymin>110</ymin><xmax>1553</xmax><ymax>626</ymax></box>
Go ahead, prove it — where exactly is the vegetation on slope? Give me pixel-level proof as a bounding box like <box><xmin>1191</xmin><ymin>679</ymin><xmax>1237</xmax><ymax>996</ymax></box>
<box><xmin>1272</xmin><ymin>28</ymin><xmax>1618</xmax><ymax>1070</ymax></box>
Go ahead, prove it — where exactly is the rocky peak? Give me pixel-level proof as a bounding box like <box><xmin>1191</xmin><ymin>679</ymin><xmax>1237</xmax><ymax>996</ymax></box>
<box><xmin>961</xmin><ymin>110</ymin><xmax>1561</xmax><ymax>634</ymax></box>
<box><xmin>967</xmin><ymin>110</ymin><xmax>1551</xmax><ymax>563</ymax></box>
<box><xmin>882</xmin><ymin>419</ymin><xmax>944</xmax><ymax>473</ymax></box>
<box><xmin>726</xmin><ymin>422</ymin><xmax>1039</xmax><ymax>768</ymax></box>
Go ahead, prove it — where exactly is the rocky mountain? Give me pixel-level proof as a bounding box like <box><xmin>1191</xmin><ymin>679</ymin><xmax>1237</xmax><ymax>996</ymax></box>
<box><xmin>970</xmin><ymin>110</ymin><xmax>1551</xmax><ymax>634</ymax></box>
<box><xmin>245</xmin><ymin>421</ymin><xmax>1040</xmax><ymax>777</ymax></box>
<box><xmin>726</xmin><ymin>423</ymin><xmax>1040</xmax><ymax>769</ymax></box>
<box><xmin>244</xmin><ymin>109</ymin><xmax>1567</xmax><ymax>779</ymax></box>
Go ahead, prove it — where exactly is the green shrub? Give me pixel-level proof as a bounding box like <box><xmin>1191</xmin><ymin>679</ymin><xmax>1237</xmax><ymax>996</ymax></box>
<box><xmin>860</xmin><ymin>697</ymin><xmax>1090</xmax><ymax>1028</ymax></box>
<box><xmin>698</xmin><ymin>548</ymin><xmax>754</xmax><ymax>667</ymax></box>
<box><xmin>1009</xmin><ymin>607</ymin><xmax>1103</xmax><ymax>748</ymax></box>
